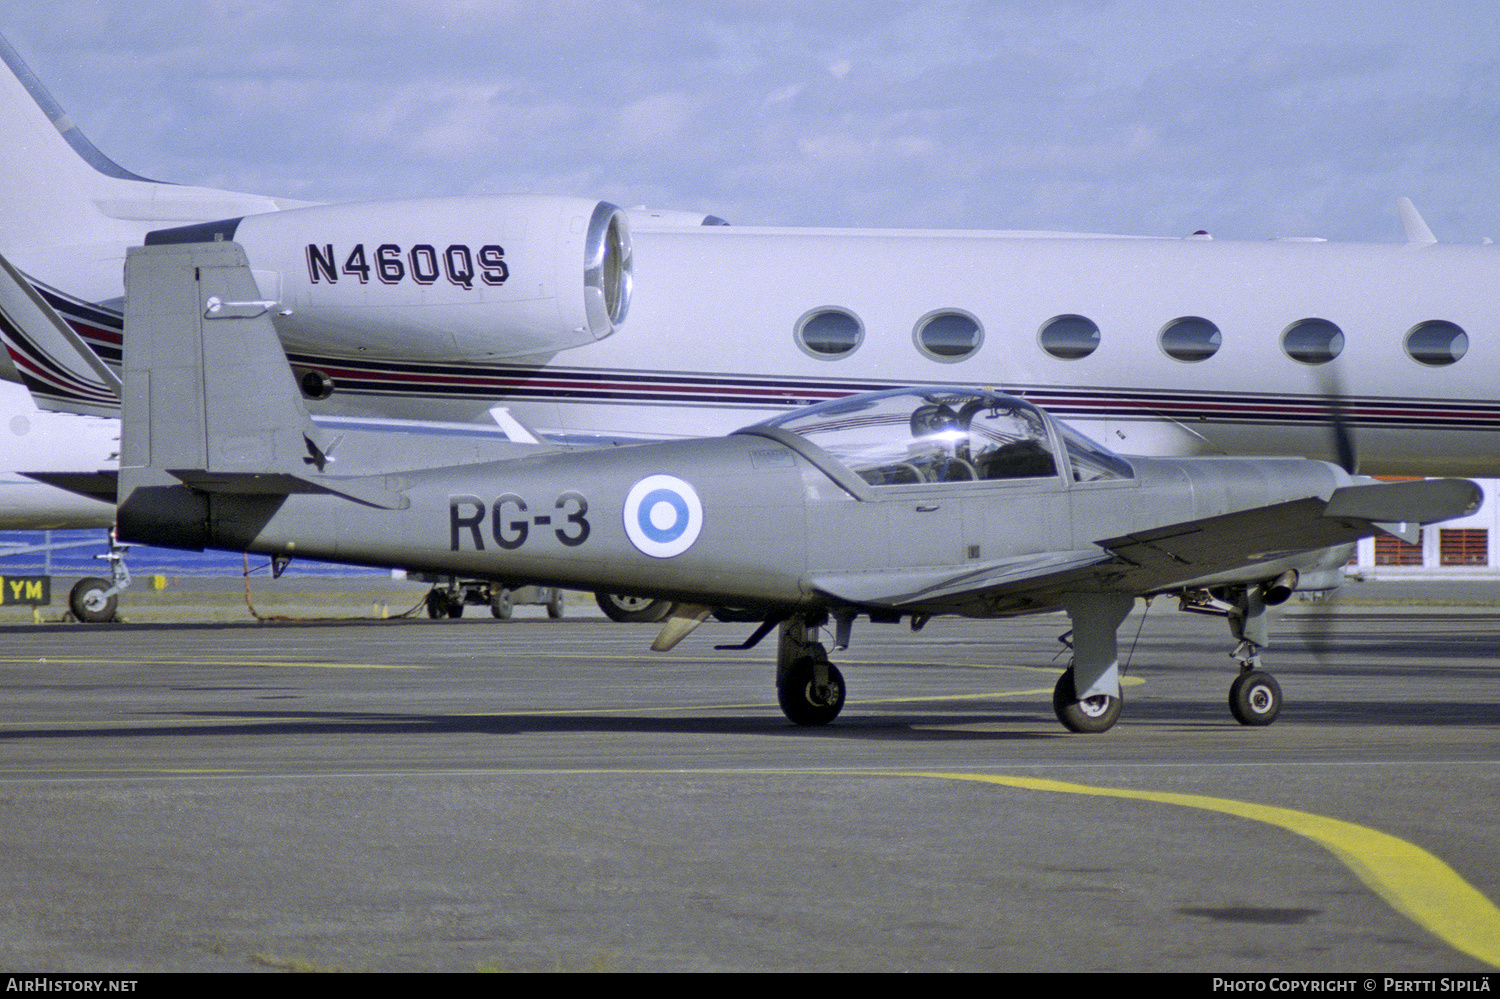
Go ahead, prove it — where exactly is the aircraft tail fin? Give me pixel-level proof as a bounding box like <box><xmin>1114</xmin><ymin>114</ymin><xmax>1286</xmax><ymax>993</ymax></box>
<box><xmin>0</xmin><ymin>34</ymin><xmax>308</xmax><ymax>314</ymax></box>
<box><xmin>116</xmin><ymin>241</ymin><xmax>403</xmax><ymax>548</ymax></box>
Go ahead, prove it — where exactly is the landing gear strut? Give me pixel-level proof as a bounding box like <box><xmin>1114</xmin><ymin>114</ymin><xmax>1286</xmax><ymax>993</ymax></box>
<box><xmin>69</xmin><ymin>533</ymin><xmax>130</xmax><ymax>623</ymax></box>
<box><xmin>1182</xmin><ymin>581</ymin><xmax>1288</xmax><ymax>727</ymax></box>
<box><xmin>1050</xmin><ymin>593</ymin><xmax>1134</xmax><ymax>733</ymax></box>
<box><xmin>1224</xmin><ymin>584</ymin><xmax>1283</xmax><ymax>727</ymax></box>
<box><xmin>776</xmin><ymin>615</ymin><xmax>845</xmax><ymax>725</ymax></box>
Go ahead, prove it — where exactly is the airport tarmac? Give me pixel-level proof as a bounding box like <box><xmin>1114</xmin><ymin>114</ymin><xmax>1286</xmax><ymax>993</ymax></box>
<box><xmin>0</xmin><ymin>586</ymin><xmax>1496</xmax><ymax>972</ymax></box>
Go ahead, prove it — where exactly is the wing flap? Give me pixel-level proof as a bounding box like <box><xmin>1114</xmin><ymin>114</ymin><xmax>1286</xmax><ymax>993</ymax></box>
<box><xmin>809</xmin><ymin>549</ymin><xmax>1110</xmax><ymax>607</ymax></box>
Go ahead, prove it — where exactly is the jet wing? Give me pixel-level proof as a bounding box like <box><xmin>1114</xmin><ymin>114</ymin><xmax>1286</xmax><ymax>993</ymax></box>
<box><xmin>808</xmin><ymin>478</ymin><xmax>1480</xmax><ymax>611</ymax></box>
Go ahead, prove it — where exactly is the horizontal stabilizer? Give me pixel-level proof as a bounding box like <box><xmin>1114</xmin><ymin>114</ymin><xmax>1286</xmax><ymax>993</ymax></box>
<box><xmin>168</xmin><ymin>470</ymin><xmax>409</xmax><ymax>510</ymax></box>
<box><xmin>22</xmin><ymin>470</ymin><xmax>118</xmax><ymax>503</ymax></box>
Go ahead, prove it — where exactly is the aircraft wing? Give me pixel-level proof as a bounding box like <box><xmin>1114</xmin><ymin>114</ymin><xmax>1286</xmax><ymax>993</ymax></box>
<box><xmin>808</xmin><ymin>548</ymin><xmax>1113</xmax><ymax>608</ymax></box>
<box><xmin>1098</xmin><ymin>478</ymin><xmax>1478</xmax><ymax>584</ymax></box>
<box><xmin>809</xmin><ymin>478</ymin><xmax>1481</xmax><ymax>611</ymax></box>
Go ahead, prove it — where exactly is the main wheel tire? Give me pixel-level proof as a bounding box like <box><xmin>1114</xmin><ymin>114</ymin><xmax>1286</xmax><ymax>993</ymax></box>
<box><xmin>777</xmin><ymin>658</ymin><xmax>846</xmax><ymax>726</ymax></box>
<box><xmin>545</xmin><ymin>590</ymin><xmax>565</xmax><ymax>619</ymax></box>
<box><xmin>490</xmin><ymin>588</ymin><xmax>513</xmax><ymax>619</ymax></box>
<box><xmin>425</xmin><ymin>590</ymin><xmax>447</xmax><ymax>619</ymax></box>
<box><xmin>1229</xmin><ymin>670</ymin><xmax>1282</xmax><ymax>726</ymax></box>
<box><xmin>1052</xmin><ymin>668</ymin><xmax>1122</xmax><ymax>733</ymax></box>
<box><xmin>594</xmin><ymin>592</ymin><xmax>673</xmax><ymax>623</ymax></box>
<box><xmin>447</xmin><ymin>597</ymin><xmax>465</xmax><ymax>618</ymax></box>
<box><xmin>69</xmin><ymin>577</ymin><xmax>117</xmax><ymax>623</ymax></box>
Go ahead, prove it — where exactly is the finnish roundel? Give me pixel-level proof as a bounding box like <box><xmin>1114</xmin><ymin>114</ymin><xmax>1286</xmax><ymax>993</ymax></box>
<box><xmin>623</xmin><ymin>475</ymin><xmax>703</xmax><ymax>558</ymax></box>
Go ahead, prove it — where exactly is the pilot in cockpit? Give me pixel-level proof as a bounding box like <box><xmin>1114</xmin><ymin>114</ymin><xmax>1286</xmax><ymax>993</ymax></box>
<box><xmin>906</xmin><ymin>402</ymin><xmax>976</xmax><ymax>481</ymax></box>
<box><xmin>960</xmin><ymin>399</ymin><xmax>1057</xmax><ymax>480</ymax></box>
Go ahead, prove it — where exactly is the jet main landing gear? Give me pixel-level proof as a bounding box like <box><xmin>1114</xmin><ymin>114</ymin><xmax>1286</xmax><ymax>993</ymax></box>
<box><xmin>69</xmin><ymin>534</ymin><xmax>130</xmax><ymax>623</ymax></box>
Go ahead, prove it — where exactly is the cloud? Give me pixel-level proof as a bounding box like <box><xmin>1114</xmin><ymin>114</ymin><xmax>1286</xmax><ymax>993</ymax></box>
<box><xmin>7</xmin><ymin>0</ymin><xmax>1500</xmax><ymax>239</ymax></box>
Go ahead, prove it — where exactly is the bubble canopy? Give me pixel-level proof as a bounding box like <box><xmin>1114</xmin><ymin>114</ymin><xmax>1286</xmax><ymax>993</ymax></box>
<box><xmin>743</xmin><ymin>387</ymin><xmax>1134</xmax><ymax>487</ymax></box>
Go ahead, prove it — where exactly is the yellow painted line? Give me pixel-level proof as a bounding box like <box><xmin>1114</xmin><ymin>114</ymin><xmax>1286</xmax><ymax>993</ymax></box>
<box><xmin>890</xmin><ymin>770</ymin><xmax>1500</xmax><ymax>968</ymax></box>
<box><xmin>0</xmin><ymin>657</ymin><xmax>419</xmax><ymax>669</ymax></box>
<box><xmin>0</xmin><ymin>767</ymin><xmax>247</xmax><ymax>775</ymax></box>
<box><xmin>4</xmin><ymin>754</ymin><xmax>1487</xmax><ymax>964</ymax></box>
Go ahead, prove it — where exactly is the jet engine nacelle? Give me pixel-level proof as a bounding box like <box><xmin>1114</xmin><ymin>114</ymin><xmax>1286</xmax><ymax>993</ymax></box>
<box><xmin>146</xmin><ymin>195</ymin><xmax>632</xmax><ymax>361</ymax></box>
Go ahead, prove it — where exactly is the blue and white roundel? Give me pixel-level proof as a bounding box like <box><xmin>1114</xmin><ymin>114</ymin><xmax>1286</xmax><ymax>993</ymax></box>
<box><xmin>623</xmin><ymin>475</ymin><xmax>704</xmax><ymax>558</ymax></box>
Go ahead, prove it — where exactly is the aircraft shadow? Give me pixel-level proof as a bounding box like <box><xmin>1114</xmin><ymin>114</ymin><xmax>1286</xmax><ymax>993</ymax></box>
<box><xmin>0</xmin><ymin>706</ymin><xmax>1076</xmax><ymax>744</ymax></box>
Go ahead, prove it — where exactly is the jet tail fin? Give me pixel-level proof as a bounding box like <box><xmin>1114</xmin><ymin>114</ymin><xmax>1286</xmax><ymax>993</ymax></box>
<box><xmin>0</xmin><ymin>31</ymin><xmax>309</xmax><ymax>359</ymax></box>
<box><xmin>117</xmin><ymin>241</ymin><xmax>403</xmax><ymax>549</ymax></box>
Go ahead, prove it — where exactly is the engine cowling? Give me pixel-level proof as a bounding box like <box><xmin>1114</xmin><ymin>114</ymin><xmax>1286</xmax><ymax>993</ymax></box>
<box><xmin>146</xmin><ymin>195</ymin><xmax>632</xmax><ymax>361</ymax></box>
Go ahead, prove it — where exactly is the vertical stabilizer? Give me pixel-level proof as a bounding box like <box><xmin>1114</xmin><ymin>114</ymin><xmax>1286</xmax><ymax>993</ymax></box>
<box><xmin>116</xmin><ymin>241</ymin><xmax>401</xmax><ymax>549</ymax></box>
<box><xmin>0</xmin><ymin>34</ymin><xmax>308</xmax><ymax>308</ymax></box>
<box><xmin>117</xmin><ymin>241</ymin><xmax>319</xmax><ymax>547</ymax></box>
<box><xmin>120</xmin><ymin>241</ymin><xmax>325</xmax><ymax>479</ymax></box>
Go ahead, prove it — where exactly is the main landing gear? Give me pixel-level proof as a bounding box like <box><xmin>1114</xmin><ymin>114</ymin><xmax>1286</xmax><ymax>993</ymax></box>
<box><xmin>744</xmin><ymin>585</ymin><xmax>1292</xmax><ymax>732</ymax></box>
<box><xmin>775</xmin><ymin>615</ymin><xmax>845</xmax><ymax>726</ymax></box>
<box><xmin>1052</xmin><ymin>667</ymin><xmax>1122</xmax><ymax>734</ymax></box>
<box><xmin>1050</xmin><ymin>582</ymin><xmax>1292</xmax><ymax>734</ymax></box>
<box><xmin>69</xmin><ymin>533</ymin><xmax>130</xmax><ymax>623</ymax></box>
<box><xmin>1050</xmin><ymin>593</ymin><xmax>1133</xmax><ymax>733</ymax></box>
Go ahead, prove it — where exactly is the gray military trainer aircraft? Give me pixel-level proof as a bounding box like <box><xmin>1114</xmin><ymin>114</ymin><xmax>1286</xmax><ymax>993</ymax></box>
<box><xmin>108</xmin><ymin>241</ymin><xmax>1481</xmax><ymax>733</ymax></box>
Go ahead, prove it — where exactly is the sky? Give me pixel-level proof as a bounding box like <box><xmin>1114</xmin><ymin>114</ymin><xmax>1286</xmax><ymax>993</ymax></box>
<box><xmin>4</xmin><ymin>1</ymin><xmax>1499</xmax><ymax>242</ymax></box>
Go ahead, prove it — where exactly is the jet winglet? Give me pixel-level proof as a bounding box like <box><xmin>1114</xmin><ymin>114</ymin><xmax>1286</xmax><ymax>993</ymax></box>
<box><xmin>0</xmin><ymin>247</ymin><xmax>121</xmax><ymax>415</ymax></box>
<box><xmin>1397</xmin><ymin>196</ymin><xmax>1438</xmax><ymax>245</ymax></box>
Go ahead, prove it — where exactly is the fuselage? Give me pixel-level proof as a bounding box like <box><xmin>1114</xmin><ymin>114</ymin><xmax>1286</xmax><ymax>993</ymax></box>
<box><xmin>13</xmin><ymin>223</ymin><xmax>1500</xmax><ymax>479</ymax></box>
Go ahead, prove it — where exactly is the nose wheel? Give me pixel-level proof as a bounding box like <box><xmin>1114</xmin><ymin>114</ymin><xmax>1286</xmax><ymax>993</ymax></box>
<box><xmin>1229</xmin><ymin>668</ymin><xmax>1281</xmax><ymax>726</ymax></box>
